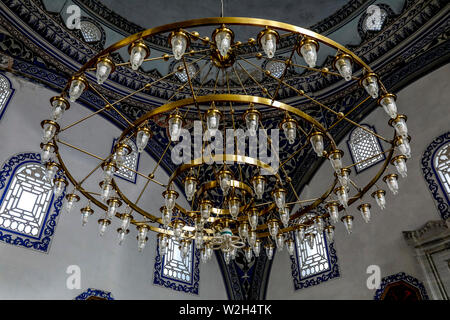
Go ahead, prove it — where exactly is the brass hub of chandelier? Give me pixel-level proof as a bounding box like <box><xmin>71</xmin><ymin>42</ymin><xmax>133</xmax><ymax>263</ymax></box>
<box><xmin>210</xmin><ymin>47</ymin><xmax>236</xmax><ymax>68</ymax></box>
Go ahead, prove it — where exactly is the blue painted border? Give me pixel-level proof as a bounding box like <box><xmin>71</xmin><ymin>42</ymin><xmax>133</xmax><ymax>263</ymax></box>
<box><xmin>290</xmin><ymin>230</ymin><xmax>340</xmax><ymax>290</ymax></box>
<box><xmin>74</xmin><ymin>288</ymin><xmax>114</xmax><ymax>300</ymax></box>
<box><xmin>0</xmin><ymin>72</ymin><xmax>14</xmax><ymax>122</ymax></box>
<box><xmin>346</xmin><ymin>124</ymin><xmax>386</xmax><ymax>174</ymax></box>
<box><xmin>421</xmin><ymin>132</ymin><xmax>450</xmax><ymax>220</ymax></box>
<box><xmin>373</xmin><ymin>272</ymin><xmax>429</xmax><ymax>300</ymax></box>
<box><xmin>0</xmin><ymin>152</ymin><xmax>65</xmax><ymax>253</ymax></box>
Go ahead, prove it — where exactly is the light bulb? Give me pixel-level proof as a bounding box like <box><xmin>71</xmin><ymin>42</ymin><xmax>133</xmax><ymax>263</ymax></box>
<box><xmin>341</xmin><ymin>215</ymin><xmax>354</xmax><ymax>234</ymax></box>
<box><xmin>372</xmin><ymin>190</ymin><xmax>387</xmax><ymax>210</ymax></box>
<box><xmin>120</xmin><ymin>214</ymin><xmax>132</xmax><ymax>231</ymax></box>
<box><xmin>206</xmin><ymin>107</ymin><xmax>221</xmax><ymax>135</ymax></box>
<box><xmin>129</xmin><ymin>41</ymin><xmax>149</xmax><ymax>71</ymax></box>
<box><xmin>299</xmin><ymin>39</ymin><xmax>318</xmax><ymax>68</ymax></box>
<box><xmin>40</xmin><ymin>144</ymin><xmax>53</xmax><ymax>162</ymax></box>
<box><xmin>224</xmin><ymin>251</ymin><xmax>231</xmax><ymax>264</ymax></box>
<box><xmin>100</xmin><ymin>181</ymin><xmax>113</xmax><ymax>201</ymax></box>
<box><xmin>168</xmin><ymin>113</ymin><xmax>183</xmax><ymax>142</ymax></box>
<box><xmin>261</xmin><ymin>31</ymin><xmax>277</xmax><ymax>58</ymax></box>
<box><xmin>251</xmin><ymin>175</ymin><xmax>266</xmax><ymax>200</ymax></box>
<box><xmin>325</xmin><ymin>226</ymin><xmax>335</xmax><ymax>242</ymax></box>
<box><xmin>45</xmin><ymin>162</ymin><xmax>59</xmax><ymax>182</ymax></box>
<box><xmin>379</xmin><ymin>94</ymin><xmax>398</xmax><ymax>119</ymax></box>
<box><xmin>334</xmin><ymin>54</ymin><xmax>353</xmax><ymax>81</ymax></box>
<box><xmin>392</xmin><ymin>156</ymin><xmax>407</xmax><ymax>178</ymax></box>
<box><xmin>173</xmin><ymin>221</ymin><xmax>184</xmax><ymax>239</ymax></box>
<box><xmin>41</xmin><ymin>120</ymin><xmax>59</xmax><ymax>143</ymax></box>
<box><xmin>244</xmin><ymin>247</ymin><xmax>253</xmax><ymax>262</ymax></box>
<box><xmin>253</xmin><ymin>240</ymin><xmax>261</xmax><ymax>257</ymax></box>
<box><xmin>281</xmin><ymin>117</ymin><xmax>297</xmax><ymax>145</ymax></box>
<box><xmin>314</xmin><ymin>216</ymin><xmax>324</xmax><ymax>233</ymax></box>
<box><xmin>50</xmin><ymin>97</ymin><xmax>69</xmax><ymax>121</ymax></box>
<box><xmin>310</xmin><ymin>132</ymin><xmax>324</xmax><ymax>157</ymax></box>
<box><xmin>98</xmin><ymin>218</ymin><xmax>110</xmax><ymax>237</ymax></box>
<box><xmin>268</xmin><ymin>219</ymin><xmax>279</xmax><ymax>239</ymax></box>
<box><xmin>64</xmin><ymin>193</ymin><xmax>79</xmax><ymax>213</ymax></box>
<box><xmin>325</xmin><ymin>201</ymin><xmax>340</xmax><ymax>224</ymax></box>
<box><xmin>337</xmin><ymin>168</ymin><xmax>351</xmax><ymax>187</ymax></box>
<box><xmin>358</xmin><ymin>204</ymin><xmax>371</xmax><ymax>223</ymax></box>
<box><xmin>137</xmin><ymin>225</ymin><xmax>149</xmax><ymax>243</ymax></box>
<box><xmin>200</xmin><ymin>200</ymin><xmax>212</xmax><ymax>221</ymax></box>
<box><xmin>137</xmin><ymin>239</ymin><xmax>147</xmax><ymax>252</ymax></box>
<box><xmin>390</xmin><ymin>115</ymin><xmax>408</xmax><ymax>138</ymax></box>
<box><xmin>215</xmin><ymin>30</ymin><xmax>232</xmax><ymax>57</ymax></box>
<box><xmin>163</xmin><ymin>189</ymin><xmax>178</xmax><ymax>211</ymax></box>
<box><xmin>80</xmin><ymin>205</ymin><xmax>93</xmax><ymax>226</ymax></box>
<box><xmin>286</xmin><ymin>239</ymin><xmax>295</xmax><ymax>256</ymax></box>
<box><xmin>218</xmin><ymin>171</ymin><xmax>232</xmax><ymax>196</ymax></box>
<box><xmin>195</xmin><ymin>232</ymin><xmax>203</xmax><ymax>249</ymax></box>
<box><xmin>106</xmin><ymin>198</ymin><xmax>121</xmax><ymax>219</ymax></box>
<box><xmin>396</xmin><ymin>138</ymin><xmax>411</xmax><ymax>159</ymax></box>
<box><xmin>102</xmin><ymin>162</ymin><xmax>116</xmax><ymax>182</ymax></box>
<box><xmin>329</xmin><ymin>150</ymin><xmax>344</xmax><ymax>173</ymax></box>
<box><xmin>136</xmin><ymin>127</ymin><xmax>151</xmax><ymax>153</ymax></box>
<box><xmin>228</xmin><ymin>197</ymin><xmax>240</xmax><ymax>219</ymax></box>
<box><xmin>162</xmin><ymin>208</ymin><xmax>172</xmax><ymax>226</ymax></box>
<box><xmin>248</xmin><ymin>230</ymin><xmax>257</xmax><ymax>247</ymax></box>
<box><xmin>297</xmin><ymin>226</ymin><xmax>306</xmax><ymax>243</ymax></box>
<box><xmin>248</xmin><ymin>209</ymin><xmax>259</xmax><ymax>230</ymax></box>
<box><xmin>280</xmin><ymin>207</ymin><xmax>290</xmax><ymax>228</ymax></box>
<box><xmin>239</xmin><ymin>222</ymin><xmax>249</xmax><ymax>239</ymax></box>
<box><xmin>53</xmin><ymin>178</ymin><xmax>66</xmax><ymax>197</ymax></box>
<box><xmin>117</xmin><ymin>229</ymin><xmax>127</xmax><ymax>245</ymax></box>
<box><xmin>96</xmin><ymin>58</ymin><xmax>114</xmax><ymax>85</ymax></box>
<box><xmin>244</xmin><ymin>107</ymin><xmax>260</xmax><ymax>137</ymax></box>
<box><xmin>170</xmin><ymin>32</ymin><xmax>188</xmax><ymax>60</ymax></box>
<box><xmin>384</xmin><ymin>174</ymin><xmax>399</xmax><ymax>195</ymax></box>
<box><xmin>184</xmin><ymin>176</ymin><xmax>198</xmax><ymax>201</ymax></box>
<box><xmin>68</xmin><ymin>77</ymin><xmax>86</xmax><ymax>102</ymax></box>
<box><xmin>265</xmin><ymin>244</ymin><xmax>274</xmax><ymax>260</ymax></box>
<box><xmin>361</xmin><ymin>74</ymin><xmax>379</xmax><ymax>99</ymax></box>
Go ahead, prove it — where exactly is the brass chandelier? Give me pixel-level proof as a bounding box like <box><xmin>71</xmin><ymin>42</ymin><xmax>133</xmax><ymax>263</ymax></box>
<box><xmin>39</xmin><ymin>17</ymin><xmax>411</xmax><ymax>265</ymax></box>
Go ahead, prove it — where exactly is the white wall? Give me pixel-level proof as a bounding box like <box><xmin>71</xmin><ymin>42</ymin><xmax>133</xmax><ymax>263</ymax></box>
<box><xmin>0</xmin><ymin>73</ymin><xmax>227</xmax><ymax>300</ymax></box>
<box><xmin>267</xmin><ymin>64</ymin><xmax>450</xmax><ymax>299</ymax></box>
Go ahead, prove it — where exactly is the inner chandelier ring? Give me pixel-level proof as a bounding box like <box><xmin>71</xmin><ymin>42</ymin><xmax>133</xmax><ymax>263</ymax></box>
<box><xmin>42</xmin><ymin>16</ymin><xmax>411</xmax><ymax>262</ymax></box>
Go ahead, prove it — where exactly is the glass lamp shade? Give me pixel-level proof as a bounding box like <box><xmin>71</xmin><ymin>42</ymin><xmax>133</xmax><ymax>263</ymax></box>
<box><xmin>102</xmin><ymin>162</ymin><xmax>117</xmax><ymax>182</ymax></box>
<box><xmin>173</xmin><ymin>221</ymin><xmax>185</xmax><ymax>239</ymax></box>
<box><xmin>218</xmin><ymin>170</ymin><xmax>233</xmax><ymax>195</ymax></box>
<box><xmin>53</xmin><ymin>178</ymin><xmax>67</xmax><ymax>197</ymax></box>
<box><xmin>328</xmin><ymin>150</ymin><xmax>344</xmax><ymax>173</ymax></box>
<box><xmin>341</xmin><ymin>215</ymin><xmax>354</xmax><ymax>234</ymax></box>
<box><xmin>248</xmin><ymin>230</ymin><xmax>257</xmax><ymax>247</ymax></box>
<box><xmin>128</xmin><ymin>41</ymin><xmax>149</xmax><ymax>71</ymax></box>
<box><xmin>389</xmin><ymin>115</ymin><xmax>408</xmax><ymax>139</ymax></box>
<box><xmin>259</xmin><ymin>30</ymin><xmax>278</xmax><ymax>58</ymax></box>
<box><xmin>68</xmin><ymin>77</ymin><xmax>87</xmax><ymax>102</ymax></box>
<box><xmin>99</xmin><ymin>181</ymin><xmax>113</xmax><ymax>201</ymax></box>
<box><xmin>206</xmin><ymin>106</ymin><xmax>222</xmax><ymax>134</ymax></box>
<box><xmin>360</xmin><ymin>73</ymin><xmax>379</xmax><ymax>99</ymax></box>
<box><xmin>280</xmin><ymin>207</ymin><xmax>290</xmax><ymax>228</ymax></box>
<box><xmin>272</xmin><ymin>188</ymin><xmax>287</xmax><ymax>210</ymax></box>
<box><xmin>383</xmin><ymin>174</ymin><xmax>399</xmax><ymax>195</ymax></box>
<box><xmin>224</xmin><ymin>251</ymin><xmax>232</xmax><ymax>264</ymax></box>
<box><xmin>170</xmin><ymin>32</ymin><xmax>189</xmax><ymax>60</ymax></box>
<box><xmin>244</xmin><ymin>246</ymin><xmax>253</xmax><ymax>262</ymax></box>
<box><xmin>163</xmin><ymin>189</ymin><xmax>178</xmax><ymax>211</ymax></box>
<box><xmin>333</xmin><ymin>54</ymin><xmax>353</xmax><ymax>81</ymax></box>
<box><xmin>41</xmin><ymin>120</ymin><xmax>59</xmax><ymax>143</ymax></box>
<box><xmin>325</xmin><ymin>201</ymin><xmax>340</xmax><ymax>224</ymax></box>
<box><xmin>334</xmin><ymin>186</ymin><xmax>349</xmax><ymax>208</ymax></box>
<box><xmin>310</xmin><ymin>132</ymin><xmax>324</xmax><ymax>157</ymax></box>
<box><xmin>244</xmin><ymin>108</ymin><xmax>260</xmax><ymax>136</ymax></box>
<box><xmin>50</xmin><ymin>96</ymin><xmax>70</xmax><ymax>121</ymax></box>
<box><xmin>253</xmin><ymin>240</ymin><xmax>262</xmax><ymax>257</ymax></box>
<box><xmin>391</xmin><ymin>155</ymin><xmax>408</xmax><ymax>178</ymax></box>
<box><xmin>228</xmin><ymin>196</ymin><xmax>240</xmax><ymax>219</ymax></box>
<box><xmin>106</xmin><ymin>197</ymin><xmax>121</xmax><ymax>219</ymax></box>
<box><xmin>161</xmin><ymin>206</ymin><xmax>172</xmax><ymax>226</ymax></box>
<box><xmin>280</xmin><ymin>117</ymin><xmax>297</xmax><ymax>144</ymax></box>
<box><xmin>325</xmin><ymin>225</ymin><xmax>335</xmax><ymax>243</ymax></box>
<box><xmin>395</xmin><ymin>136</ymin><xmax>411</xmax><ymax>159</ymax></box>
<box><xmin>201</xmin><ymin>248</ymin><xmax>208</xmax><ymax>263</ymax></box>
<box><xmin>337</xmin><ymin>168</ymin><xmax>351</xmax><ymax>187</ymax></box>
<box><xmin>286</xmin><ymin>239</ymin><xmax>295</xmax><ymax>256</ymax></box>
<box><xmin>306</xmin><ymin>233</ymin><xmax>315</xmax><ymax>250</ymax></box>
<box><xmin>248</xmin><ymin>208</ymin><xmax>259</xmax><ymax>230</ymax></box>
<box><xmin>378</xmin><ymin>94</ymin><xmax>398</xmax><ymax>119</ymax></box>
<box><xmin>64</xmin><ymin>193</ymin><xmax>79</xmax><ymax>213</ymax></box>
<box><xmin>120</xmin><ymin>214</ymin><xmax>132</xmax><ymax>231</ymax></box>
<box><xmin>195</xmin><ymin>232</ymin><xmax>204</xmax><ymax>249</ymax></box>
<box><xmin>238</xmin><ymin>222</ymin><xmax>249</xmax><ymax>239</ymax></box>
<box><xmin>276</xmin><ymin>233</ymin><xmax>284</xmax><ymax>250</ymax></box>
<box><xmin>183</xmin><ymin>176</ymin><xmax>198</xmax><ymax>201</ymax></box>
<box><xmin>113</xmin><ymin>143</ymin><xmax>131</xmax><ymax>167</ymax></box>
<box><xmin>98</xmin><ymin>218</ymin><xmax>111</xmax><ymax>237</ymax></box>
<box><xmin>167</xmin><ymin>113</ymin><xmax>183</xmax><ymax>142</ymax></box>
<box><xmin>199</xmin><ymin>200</ymin><xmax>212</xmax><ymax>221</ymax></box>
<box><xmin>358</xmin><ymin>203</ymin><xmax>371</xmax><ymax>223</ymax></box>
<box><xmin>314</xmin><ymin>216</ymin><xmax>324</xmax><ymax>233</ymax></box>
<box><xmin>297</xmin><ymin>226</ymin><xmax>306</xmax><ymax>243</ymax></box>
<box><xmin>265</xmin><ymin>244</ymin><xmax>275</xmax><ymax>260</ymax></box>
<box><xmin>299</xmin><ymin>38</ymin><xmax>319</xmax><ymax>68</ymax></box>
<box><xmin>136</xmin><ymin>127</ymin><xmax>151</xmax><ymax>153</ymax></box>
<box><xmin>268</xmin><ymin>219</ymin><xmax>280</xmax><ymax>239</ymax></box>
<box><xmin>251</xmin><ymin>175</ymin><xmax>266</xmax><ymax>200</ymax></box>
<box><xmin>40</xmin><ymin>142</ymin><xmax>56</xmax><ymax>163</ymax></box>
<box><xmin>45</xmin><ymin>162</ymin><xmax>59</xmax><ymax>182</ymax></box>
<box><xmin>117</xmin><ymin>228</ymin><xmax>128</xmax><ymax>246</ymax></box>
<box><xmin>372</xmin><ymin>190</ymin><xmax>387</xmax><ymax>210</ymax></box>
<box><xmin>80</xmin><ymin>205</ymin><xmax>94</xmax><ymax>226</ymax></box>
<box><xmin>137</xmin><ymin>225</ymin><xmax>149</xmax><ymax>243</ymax></box>
<box><xmin>96</xmin><ymin>57</ymin><xmax>114</xmax><ymax>85</ymax></box>
<box><xmin>214</xmin><ymin>29</ymin><xmax>233</xmax><ymax>57</ymax></box>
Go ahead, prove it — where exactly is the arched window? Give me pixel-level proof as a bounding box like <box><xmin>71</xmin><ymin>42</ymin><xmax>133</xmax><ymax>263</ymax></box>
<box><xmin>112</xmin><ymin>139</ymin><xmax>140</xmax><ymax>183</ymax></box>
<box><xmin>422</xmin><ymin>132</ymin><xmax>450</xmax><ymax>220</ymax></box>
<box><xmin>374</xmin><ymin>272</ymin><xmax>429</xmax><ymax>300</ymax></box>
<box><xmin>74</xmin><ymin>288</ymin><xmax>114</xmax><ymax>300</ymax></box>
<box><xmin>153</xmin><ymin>217</ymin><xmax>200</xmax><ymax>294</ymax></box>
<box><xmin>0</xmin><ymin>153</ymin><xmax>64</xmax><ymax>252</ymax></box>
<box><xmin>75</xmin><ymin>18</ymin><xmax>106</xmax><ymax>50</ymax></box>
<box><xmin>290</xmin><ymin>210</ymin><xmax>340</xmax><ymax>290</ymax></box>
<box><xmin>347</xmin><ymin>124</ymin><xmax>385</xmax><ymax>173</ymax></box>
<box><xmin>0</xmin><ymin>73</ymin><xmax>14</xmax><ymax>121</ymax></box>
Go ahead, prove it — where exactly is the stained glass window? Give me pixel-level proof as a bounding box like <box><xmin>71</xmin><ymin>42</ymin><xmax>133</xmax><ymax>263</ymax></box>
<box><xmin>162</xmin><ymin>238</ymin><xmax>194</xmax><ymax>283</ymax></box>
<box><xmin>265</xmin><ymin>60</ymin><xmax>286</xmax><ymax>78</ymax></box>
<box><xmin>113</xmin><ymin>139</ymin><xmax>139</xmax><ymax>183</ymax></box>
<box><xmin>0</xmin><ymin>74</ymin><xmax>13</xmax><ymax>119</ymax></box>
<box><xmin>362</xmin><ymin>6</ymin><xmax>388</xmax><ymax>32</ymax></box>
<box><xmin>173</xmin><ymin>61</ymin><xmax>197</xmax><ymax>83</ymax></box>
<box><xmin>434</xmin><ymin>143</ymin><xmax>450</xmax><ymax>196</ymax></box>
<box><xmin>79</xmin><ymin>20</ymin><xmax>102</xmax><ymax>43</ymax></box>
<box><xmin>347</xmin><ymin>125</ymin><xmax>384</xmax><ymax>173</ymax></box>
<box><xmin>0</xmin><ymin>163</ymin><xmax>53</xmax><ymax>237</ymax></box>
